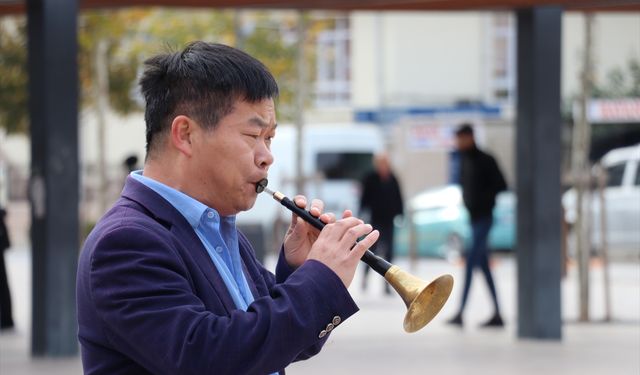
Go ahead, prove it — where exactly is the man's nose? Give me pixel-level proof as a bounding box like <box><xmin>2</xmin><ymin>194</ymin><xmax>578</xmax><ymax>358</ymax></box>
<box><xmin>257</xmin><ymin>143</ymin><xmax>274</xmax><ymax>169</ymax></box>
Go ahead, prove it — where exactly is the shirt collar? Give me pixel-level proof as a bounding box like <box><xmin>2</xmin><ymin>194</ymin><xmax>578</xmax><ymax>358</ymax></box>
<box><xmin>130</xmin><ymin>171</ymin><xmax>236</xmax><ymax>229</ymax></box>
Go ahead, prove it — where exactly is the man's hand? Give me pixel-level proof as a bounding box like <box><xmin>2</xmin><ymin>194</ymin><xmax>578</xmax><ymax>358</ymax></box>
<box><xmin>282</xmin><ymin>195</ymin><xmax>380</xmax><ymax>288</ymax></box>
<box><xmin>283</xmin><ymin>196</ymin><xmax>335</xmax><ymax>268</ymax></box>
<box><xmin>307</xmin><ymin>217</ymin><xmax>379</xmax><ymax>288</ymax></box>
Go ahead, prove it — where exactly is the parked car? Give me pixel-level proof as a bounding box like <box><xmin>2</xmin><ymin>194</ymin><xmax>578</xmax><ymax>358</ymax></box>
<box><xmin>394</xmin><ymin>185</ymin><xmax>515</xmax><ymax>260</ymax></box>
<box><xmin>562</xmin><ymin>143</ymin><xmax>640</xmax><ymax>258</ymax></box>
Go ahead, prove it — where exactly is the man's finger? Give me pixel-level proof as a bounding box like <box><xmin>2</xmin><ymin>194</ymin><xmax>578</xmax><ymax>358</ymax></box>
<box><xmin>319</xmin><ymin>217</ymin><xmax>361</xmax><ymax>241</ymax></box>
<box><xmin>290</xmin><ymin>196</ymin><xmax>308</xmax><ymax>227</ymax></box>
<box><xmin>339</xmin><ymin>223</ymin><xmax>372</xmax><ymax>247</ymax></box>
<box><xmin>331</xmin><ymin>216</ymin><xmax>363</xmax><ymax>230</ymax></box>
<box><xmin>309</xmin><ymin>198</ymin><xmax>324</xmax><ymax>217</ymax></box>
<box><xmin>350</xmin><ymin>230</ymin><xmax>379</xmax><ymax>261</ymax></box>
<box><xmin>293</xmin><ymin>195</ymin><xmax>307</xmax><ymax>209</ymax></box>
<box><xmin>318</xmin><ymin>212</ymin><xmax>336</xmax><ymax>224</ymax></box>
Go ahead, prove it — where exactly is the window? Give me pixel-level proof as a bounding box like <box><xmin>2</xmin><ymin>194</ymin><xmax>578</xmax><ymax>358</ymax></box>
<box><xmin>605</xmin><ymin>163</ymin><xmax>626</xmax><ymax>187</ymax></box>
<box><xmin>484</xmin><ymin>12</ymin><xmax>515</xmax><ymax>104</ymax></box>
<box><xmin>316</xmin><ymin>152</ymin><xmax>373</xmax><ymax>180</ymax></box>
<box><xmin>314</xmin><ymin>17</ymin><xmax>351</xmax><ymax>107</ymax></box>
<box><xmin>634</xmin><ymin>164</ymin><xmax>640</xmax><ymax>186</ymax></box>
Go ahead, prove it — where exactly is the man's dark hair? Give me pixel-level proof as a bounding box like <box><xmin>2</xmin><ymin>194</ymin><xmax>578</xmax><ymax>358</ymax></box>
<box><xmin>139</xmin><ymin>41</ymin><xmax>279</xmax><ymax>157</ymax></box>
<box><xmin>455</xmin><ymin>123</ymin><xmax>474</xmax><ymax>137</ymax></box>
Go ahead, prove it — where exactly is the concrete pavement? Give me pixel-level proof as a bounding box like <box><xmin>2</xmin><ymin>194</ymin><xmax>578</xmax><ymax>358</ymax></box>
<box><xmin>1</xmin><ymin>245</ymin><xmax>639</xmax><ymax>374</ymax></box>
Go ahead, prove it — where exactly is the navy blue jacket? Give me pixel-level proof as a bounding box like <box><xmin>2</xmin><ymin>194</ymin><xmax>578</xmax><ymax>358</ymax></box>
<box><xmin>77</xmin><ymin>177</ymin><xmax>358</xmax><ymax>374</ymax></box>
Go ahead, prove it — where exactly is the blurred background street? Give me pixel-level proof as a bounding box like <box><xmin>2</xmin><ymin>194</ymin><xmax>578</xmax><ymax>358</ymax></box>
<box><xmin>1</xmin><ymin>1</ymin><xmax>639</xmax><ymax>374</ymax></box>
<box><xmin>1</xmin><ymin>199</ymin><xmax>638</xmax><ymax>374</ymax></box>
<box><xmin>2</xmin><ymin>246</ymin><xmax>639</xmax><ymax>374</ymax></box>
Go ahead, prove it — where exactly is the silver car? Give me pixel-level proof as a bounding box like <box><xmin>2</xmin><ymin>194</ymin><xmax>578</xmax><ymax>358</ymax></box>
<box><xmin>562</xmin><ymin>143</ymin><xmax>640</xmax><ymax>258</ymax></box>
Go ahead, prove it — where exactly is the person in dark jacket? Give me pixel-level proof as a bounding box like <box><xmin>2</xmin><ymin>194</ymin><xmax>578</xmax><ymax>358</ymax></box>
<box><xmin>0</xmin><ymin>206</ymin><xmax>14</xmax><ymax>330</ymax></box>
<box><xmin>359</xmin><ymin>153</ymin><xmax>404</xmax><ymax>294</ymax></box>
<box><xmin>448</xmin><ymin>124</ymin><xmax>507</xmax><ymax>327</ymax></box>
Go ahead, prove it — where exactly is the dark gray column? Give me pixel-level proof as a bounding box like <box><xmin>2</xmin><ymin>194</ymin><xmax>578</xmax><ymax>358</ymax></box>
<box><xmin>27</xmin><ymin>0</ymin><xmax>79</xmax><ymax>356</ymax></box>
<box><xmin>515</xmin><ymin>7</ymin><xmax>563</xmax><ymax>340</ymax></box>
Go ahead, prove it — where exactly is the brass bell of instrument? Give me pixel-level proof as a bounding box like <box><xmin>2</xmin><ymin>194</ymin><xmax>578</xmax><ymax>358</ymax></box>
<box><xmin>384</xmin><ymin>266</ymin><xmax>454</xmax><ymax>333</ymax></box>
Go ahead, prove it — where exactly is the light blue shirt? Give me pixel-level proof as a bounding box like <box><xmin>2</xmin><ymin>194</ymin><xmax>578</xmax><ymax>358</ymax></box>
<box><xmin>131</xmin><ymin>171</ymin><xmax>254</xmax><ymax>311</ymax></box>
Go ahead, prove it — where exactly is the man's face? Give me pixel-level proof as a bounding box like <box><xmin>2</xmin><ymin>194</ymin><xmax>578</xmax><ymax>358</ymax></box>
<box><xmin>375</xmin><ymin>155</ymin><xmax>391</xmax><ymax>178</ymax></box>
<box><xmin>189</xmin><ymin>98</ymin><xmax>276</xmax><ymax>216</ymax></box>
<box><xmin>455</xmin><ymin>133</ymin><xmax>474</xmax><ymax>151</ymax></box>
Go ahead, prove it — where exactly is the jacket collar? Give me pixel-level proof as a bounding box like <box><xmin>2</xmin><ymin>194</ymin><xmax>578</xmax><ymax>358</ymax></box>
<box><xmin>121</xmin><ymin>175</ymin><xmax>184</xmax><ymax>227</ymax></box>
<box><xmin>120</xmin><ymin>176</ymin><xmax>238</xmax><ymax>313</ymax></box>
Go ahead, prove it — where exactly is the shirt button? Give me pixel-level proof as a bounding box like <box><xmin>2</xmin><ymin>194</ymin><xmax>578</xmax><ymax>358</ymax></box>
<box><xmin>325</xmin><ymin>323</ymin><xmax>334</xmax><ymax>332</ymax></box>
<box><xmin>318</xmin><ymin>330</ymin><xmax>327</xmax><ymax>339</ymax></box>
<box><xmin>207</xmin><ymin>211</ymin><xmax>215</xmax><ymax>219</ymax></box>
<box><xmin>332</xmin><ymin>316</ymin><xmax>341</xmax><ymax>326</ymax></box>
<box><xmin>216</xmin><ymin>246</ymin><xmax>223</xmax><ymax>253</ymax></box>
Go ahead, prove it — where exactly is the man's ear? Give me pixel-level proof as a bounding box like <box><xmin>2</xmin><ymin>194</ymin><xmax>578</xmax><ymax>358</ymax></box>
<box><xmin>170</xmin><ymin>115</ymin><xmax>196</xmax><ymax>157</ymax></box>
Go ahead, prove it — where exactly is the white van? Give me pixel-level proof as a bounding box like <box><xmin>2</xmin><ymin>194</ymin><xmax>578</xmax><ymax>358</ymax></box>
<box><xmin>562</xmin><ymin>143</ymin><xmax>640</xmax><ymax>258</ymax></box>
<box><xmin>237</xmin><ymin>123</ymin><xmax>385</xmax><ymax>258</ymax></box>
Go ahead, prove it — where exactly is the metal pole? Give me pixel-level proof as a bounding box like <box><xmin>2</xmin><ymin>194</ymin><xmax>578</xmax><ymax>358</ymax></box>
<box><xmin>94</xmin><ymin>38</ymin><xmax>109</xmax><ymax>215</ymax></box>
<box><xmin>572</xmin><ymin>12</ymin><xmax>594</xmax><ymax>323</ymax></box>
<box><xmin>234</xmin><ymin>9</ymin><xmax>245</xmax><ymax>51</ymax></box>
<box><xmin>515</xmin><ymin>6</ymin><xmax>563</xmax><ymax>340</ymax></box>
<box><xmin>408</xmin><ymin>207</ymin><xmax>417</xmax><ymax>271</ymax></box>
<box><xmin>27</xmin><ymin>0</ymin><xmax>79</xmax><ymax>356</ymax></box>
<box><xmin>596</xmin><ymin>164</ymin><xmax>612</xmax><ymax>322</ymax></box>
<box><xmin>294</xmin><ymin>10</ymin><xmax>307</xmax><ymax>195</ymax></box>
<box><xmin>375</xmin><ymin>13</ymin><xmax>385</xmax><ymax>113</ymax></box>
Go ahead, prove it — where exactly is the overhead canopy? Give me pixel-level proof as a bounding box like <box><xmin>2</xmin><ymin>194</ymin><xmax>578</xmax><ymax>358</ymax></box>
<box><xmin>0</xmin><ymin>0</ymin><xmax>638</xmax><ymax>14</ymax></box>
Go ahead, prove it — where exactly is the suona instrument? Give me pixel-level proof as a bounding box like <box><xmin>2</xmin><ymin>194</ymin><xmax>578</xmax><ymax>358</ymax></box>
<box><xmin>255</xmin><ymin>178</ymin><xmax>453</xmax><ymax>333</ymax></box>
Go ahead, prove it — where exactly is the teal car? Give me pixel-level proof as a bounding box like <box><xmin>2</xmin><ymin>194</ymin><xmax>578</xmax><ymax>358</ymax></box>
<box><xmin>394</xmin><ymin>185</ymin><xmax>515</xmax><ymax>259</ymax></box>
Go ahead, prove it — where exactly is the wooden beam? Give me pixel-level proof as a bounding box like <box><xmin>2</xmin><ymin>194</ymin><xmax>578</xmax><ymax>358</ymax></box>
<box><xmin>2</xmin><ymin>0</ymin><xmax>639</xmax><ymax>15</ymax></box>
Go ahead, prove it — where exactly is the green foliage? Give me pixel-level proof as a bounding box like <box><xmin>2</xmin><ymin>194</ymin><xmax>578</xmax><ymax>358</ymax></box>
<box><xmin>132</xmin><ymin>8</ymin><xmax>235</xmax><ymax>51</ymax></box>
<box><xmin>243</xmin><ymin>12</ymin><xmax>299</xmax><ymax>121</ymax></box>
<box><xmin>627</xmin><ymin>58</ymin><xmax>640</xmax><ymax>97</ymax></box>
<box><xmin>0</xmin><ymin>18</ymin><xmax>28</xmax><ymax>134</ymax></box>
<box><xmin>108</xmin><ymin>55</ymin><xmax>140</xmax><ymax>114</ymax></box>
<box><xmin>0</xmin><ymin>9</ymin><xmax>328</xmax><ymax>134</ymax></box>
<box><xmin>591</xmin><ymin>57</ymin><xmax>640</xmax><ymax>99</ymax></box>
<box><xmin>78</xmin><ymin>9</ymin><xmax>152</xmax><ymax>114</ymax></box>
<box><xmin>563</xmin><ymin>57</ymin><xmax>640</xmax><ymax>121</ymax></box>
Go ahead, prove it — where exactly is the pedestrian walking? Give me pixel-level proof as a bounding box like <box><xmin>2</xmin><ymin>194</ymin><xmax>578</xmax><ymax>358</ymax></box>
<box><xmin>447</xmin><ymin>124</ymin><xmax>507</xmax><ymax>327</ymax></box>
<box><xmin>359</xmin><ymin>153</ymin><xmax>404</xmax><ymax>294</ymax></box>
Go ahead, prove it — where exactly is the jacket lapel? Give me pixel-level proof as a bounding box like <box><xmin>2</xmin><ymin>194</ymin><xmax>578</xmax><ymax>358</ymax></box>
<box><xmin>121</xmin><ymin>176</ymin><xmax>238</xmax><ymax>313</ymax></box>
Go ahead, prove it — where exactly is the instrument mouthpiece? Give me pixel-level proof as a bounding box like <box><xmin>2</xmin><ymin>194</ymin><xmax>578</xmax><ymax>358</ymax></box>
<box><xmin>255</xmin><ymin>178</ymin><xmax>269</xmax><ymax>194</ymax></box>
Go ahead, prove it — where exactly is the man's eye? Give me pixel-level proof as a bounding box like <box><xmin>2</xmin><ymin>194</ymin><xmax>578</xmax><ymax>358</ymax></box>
<box><xmin>245</xmin><ymin>134</ymin><xmax>259</xmax><ymax>139</ymax></box>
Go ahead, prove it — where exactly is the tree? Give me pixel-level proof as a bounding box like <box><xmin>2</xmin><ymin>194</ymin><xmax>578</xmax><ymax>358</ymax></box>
<box><xmin>590</xmin><ymin>58</ymin><xmax>640</xmax><ymax>98</ymax></box>
<box><xmin>78</xmin><ymin>9</ymin><xmax>151</xmax><ymax>115</ymax></box>
<box><xmin>0</xmin><ymin>12</ymin><xmax>147</xmax><ymax>135</ymax></box>
<box><xmin>1</xmin><ymin>9</ymin><xmax>335</xmax><ymax>132</ymax></box>
<box><xmin>242</xmin><ymin>12</ymin><xmax>299</xmax><ymax>121</ymax></box>
<box><xmin>0</xmin><ymin>18</ymin><xmax>28</xmax><ymax>134</ymax></box>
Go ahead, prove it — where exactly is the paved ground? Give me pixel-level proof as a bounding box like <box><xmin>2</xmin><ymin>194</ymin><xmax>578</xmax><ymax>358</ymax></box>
<box><xmin>1</xmin><ymin>242</ymin><xmax>638</xmax><ymax>375</ymax></box>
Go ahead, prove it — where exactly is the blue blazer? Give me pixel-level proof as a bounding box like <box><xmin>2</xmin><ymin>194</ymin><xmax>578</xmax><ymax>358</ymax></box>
<box><xmin>77</xmin><ymin>177</ymin><xmax>359</xmax><ymax>374</ymax></box>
